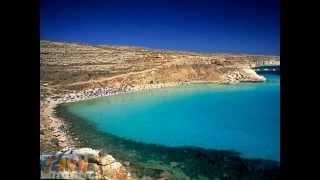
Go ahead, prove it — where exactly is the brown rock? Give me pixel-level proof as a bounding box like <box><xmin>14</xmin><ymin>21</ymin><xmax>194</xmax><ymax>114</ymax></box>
<box><xmin>101</xmin><ymin>164</ymin><xmax>115</xmax><ymax>178</ymax></box>
<box><xmin>100</xmin><ymin>162</ymin><xmax>130</xmax><ymax>179</ymax></box>
<box><xmin>97</xmin><ymin>154</ymin><xmax>116</xmax><ymax>166</ymax></box>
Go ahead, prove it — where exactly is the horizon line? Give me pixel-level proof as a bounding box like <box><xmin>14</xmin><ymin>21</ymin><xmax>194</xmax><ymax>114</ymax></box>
<box><xmin>40</xmin><ymin>39</ymin><xmax>280</xmax><ymax>57</ymax></box>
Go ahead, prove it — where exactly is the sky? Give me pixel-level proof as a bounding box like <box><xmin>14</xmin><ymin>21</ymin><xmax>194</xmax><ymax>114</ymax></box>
<box><xmin>40</xmin><ymin>0</ymin><xmax>280</xmax><ymax>55</ymax></box>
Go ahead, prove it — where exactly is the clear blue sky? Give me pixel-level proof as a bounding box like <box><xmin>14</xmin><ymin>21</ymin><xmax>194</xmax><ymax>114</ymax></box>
<box><xmin>40</xmin><ymin>0</ymin><xmax>279</xmax><ymax>55</ymax></box>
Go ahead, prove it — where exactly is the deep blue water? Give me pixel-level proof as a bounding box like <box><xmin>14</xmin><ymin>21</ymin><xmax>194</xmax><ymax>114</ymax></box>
<box><xmin>65</xmin><ymin>73</ymin><xmax>280</xmax><ymax>161</ymax></box>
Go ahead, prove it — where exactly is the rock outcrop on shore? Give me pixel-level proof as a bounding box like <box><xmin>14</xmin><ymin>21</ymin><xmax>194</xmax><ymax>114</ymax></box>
<box><xmin>224</xmin><ymin>68</ymin><xmax>266</xmax><ymax>84</ymax></box>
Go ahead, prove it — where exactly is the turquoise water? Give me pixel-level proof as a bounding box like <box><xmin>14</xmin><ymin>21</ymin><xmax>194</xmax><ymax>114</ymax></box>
<box><xmin>65</xmin><ymin>73</ymin><xmax>280</xmax><ymax>162</ymax></box>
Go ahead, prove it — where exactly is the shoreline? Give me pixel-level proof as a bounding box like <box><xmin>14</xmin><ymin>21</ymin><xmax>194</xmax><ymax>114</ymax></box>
<box><xmin>41</xmin><ymin>82</ymin><xmax>197</xmax><ymax>154</ymax></box>
<box><xmin>46</xmin><ymin>77</ymin><xmax>280</xmax><ymax>179</ymax></box>
<box><xmin>42</xmin><ymin>74</ymin><xmax>266</xmax><ymax>152</ymax></box>
<box><xmin>41</xmin><ymin>99</ymin><xmax>77</xmax><ymax>152</ymax></box>
<box><xmin>40</xmin><ymin>73</ymin><xmax>268</xmax><ymax>178</ymax></box>
<box><xmin>48</xmin><ymin>68</ymin><xmax>266</xmax><ymax>104</ymax></box>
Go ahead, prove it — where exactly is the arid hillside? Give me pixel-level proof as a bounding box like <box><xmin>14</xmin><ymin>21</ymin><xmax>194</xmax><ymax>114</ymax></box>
<box><xmin>40</xmin><ymin>40</ymin><xmax>279</xmax><ymax>98</ymax></box>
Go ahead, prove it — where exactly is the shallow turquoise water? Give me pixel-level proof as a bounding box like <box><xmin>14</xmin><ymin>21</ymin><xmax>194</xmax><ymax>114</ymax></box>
<box><xmin>65</xmin><ymin>73</ymin><xmax>280</xmax><ymax>161</ymax></box>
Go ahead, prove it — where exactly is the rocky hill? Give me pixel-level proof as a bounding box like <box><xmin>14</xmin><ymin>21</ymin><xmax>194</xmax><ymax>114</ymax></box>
<box><xmin>40</xmin><ymin>40</ymin><xmax>279</xmax><ymax>99</ymax></box>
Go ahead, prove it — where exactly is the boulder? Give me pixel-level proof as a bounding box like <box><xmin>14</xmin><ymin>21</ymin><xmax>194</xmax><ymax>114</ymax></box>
<box><xmin>101</xmin><ymin>164</ymin><xmax>116</xmax><ymax>178</ymax></box>
<box><xmin>72</xmin><ymin>147</ymin><xmax>100</xmax><ymax>157</ymax></box>
<box><xmin>97</xmin><ymin>154</ymin><xmax>116</xmax><ymax>166</ymax></box>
